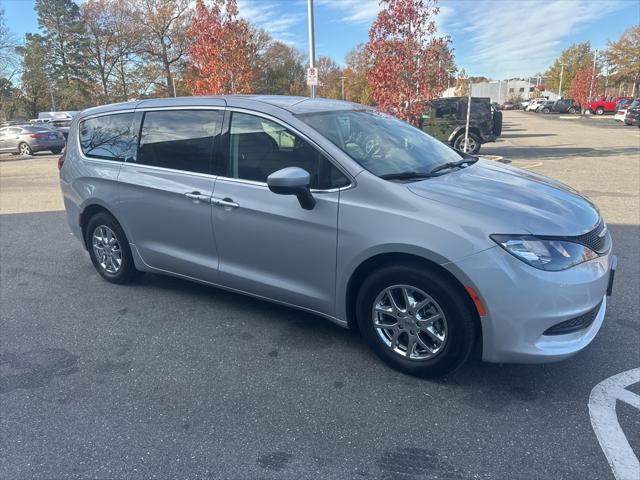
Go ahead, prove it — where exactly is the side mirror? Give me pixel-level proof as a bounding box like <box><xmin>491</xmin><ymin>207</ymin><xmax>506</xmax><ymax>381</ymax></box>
<box><xmin>267</xmin><ymin>167</ymin><xmax>316</xmax><ymax>210</ymax></box>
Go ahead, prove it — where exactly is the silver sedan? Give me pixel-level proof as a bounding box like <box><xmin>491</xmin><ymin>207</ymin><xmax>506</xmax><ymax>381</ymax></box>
<box><xmin>0</xmin><ymin>125</ymin><xmax>65</xmax><ymax>156</ymax></box>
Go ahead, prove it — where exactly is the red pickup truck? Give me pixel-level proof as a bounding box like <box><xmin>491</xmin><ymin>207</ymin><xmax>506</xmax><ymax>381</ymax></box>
<box><xmin>585</xmin><ymin>95</ymin><xmax>631</xmax><ymax>115</ymax></box>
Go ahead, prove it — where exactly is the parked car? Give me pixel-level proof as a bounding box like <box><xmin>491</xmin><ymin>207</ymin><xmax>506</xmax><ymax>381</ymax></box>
<box><xmin>0</xmin><ymin>124</ymin><xmax>65</xmax><ymax>155</ymax></box>
<box><xmin>521</xmin><ymin>99</ymin><xmax>532</xmax><ymax>110</ymax></box>
<box><xmin>585</xmin><ymin>95</ymin><xmax>631</xmax><ymax>115</ymax></box>
<box><xmin>59</xmin><ymin>96</ymin><xmax>615</xmax><ymax>377</ymax></box>
<box><xmin>538</xmin><ymin>100</ymin><xmax>556</xmax><ymax>114</ymax></box>
<box><xmin>420</xmin><ymin>97</ymin><xmax>501</xmax><ymax>154</ymax></box>
<box><xmin>501</xmin><ymin>101</ymin><xmax>515</xmax><ymax>110</ymax></box>
<box><xmin>551</xmin><ymin>99</ymin><xmax>580</xmax><ymax>114</ymax></box>
<box><xmin>614</xmin><ymin>98</ymin><xmax>640</xmax><ymax>122</ymax></box>
<box><xmin>525</xmin><ymin>98</ymin><xmax>547</xmax><ymax>111</ymax></box>
<box><xmin>624</xmin><ymin>105</ymin><xmax>640</xmax><ymax>126</ymax></box>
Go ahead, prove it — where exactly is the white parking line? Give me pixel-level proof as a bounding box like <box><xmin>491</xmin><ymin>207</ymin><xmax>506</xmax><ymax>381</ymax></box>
<box><xmin>589</xmin><ymin>368</ymin><xmax>640</xmax><ymax>480</ymax></box>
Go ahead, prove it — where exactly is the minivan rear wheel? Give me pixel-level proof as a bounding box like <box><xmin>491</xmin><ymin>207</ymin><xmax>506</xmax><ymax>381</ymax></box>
<box><xmin>356</xmin><ymin>265</ymin><xmax>477</xmax><ymax>377</ymax></box>
<box><xmin>86</xmin><ymin>212</ymin><xmax>140</xmax><ymax>284</ymax></box>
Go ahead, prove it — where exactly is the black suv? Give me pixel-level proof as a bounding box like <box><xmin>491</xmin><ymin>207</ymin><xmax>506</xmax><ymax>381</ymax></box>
<box><xmin>420</xmin><ymin>97</ymin><xmax>502</xmax><ymax>154</ymax></box>
<box><xmin>550</xmin><ymin>99</ymin><xmax>580</xmax><ymax>114</ymax></box>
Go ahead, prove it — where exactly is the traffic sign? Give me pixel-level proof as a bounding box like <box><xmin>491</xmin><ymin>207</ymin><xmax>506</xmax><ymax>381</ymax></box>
<box><xmin>306</xmin><ymin>67</ymin><xmax>318</xmax><ymax>86</ymax></box>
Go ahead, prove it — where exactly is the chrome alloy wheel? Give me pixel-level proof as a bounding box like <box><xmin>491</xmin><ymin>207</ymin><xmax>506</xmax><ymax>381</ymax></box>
<box><xmin>19</xmin><ymin>143</ymin><xmax>31</xmax><ymax>155</ymax></box>
<box><xmin>92</xmin><ymin>225</ymin><xmax>122</xmax><ymax>274</ymax></box>
<box><xmin>456</xmin><ymin>136</ymin><xmax>478</xmax><ymax>153</ymax></box>
<box><xmin>372</xmin><ymin>285</ymin><xmax>448</xmax><ymax>360</ymax></box>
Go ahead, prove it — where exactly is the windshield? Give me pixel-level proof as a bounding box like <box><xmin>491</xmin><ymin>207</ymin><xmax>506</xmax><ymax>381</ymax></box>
<box><xmin>297</xmin><ymin>109</ymin><xmax>462</xmax><ymax>177</ymax></box>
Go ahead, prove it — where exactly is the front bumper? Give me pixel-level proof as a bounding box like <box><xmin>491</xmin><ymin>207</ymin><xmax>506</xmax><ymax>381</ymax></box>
<box><xmin>450</xmin><ymin>246</ymin><xmax>615</xmax><ymax>363</ymax></box>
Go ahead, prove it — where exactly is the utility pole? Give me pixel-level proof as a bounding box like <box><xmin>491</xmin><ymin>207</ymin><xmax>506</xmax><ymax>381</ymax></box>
<box><xmin>307</xmin><ymin>0</ymin><xmax>316</xmax><ymax>98</ymax></box>
<box><xmin>47</xmin><ymin>77</ymin><xmax>56</xmax><ymax>111</ymax></box>
<box><xmin>588</xmin><ymin>49</ymin><xmax>598</xmax><ymax>101</ymax></box>
<box><xmin>558</xmin><ymin>63</ymin><xmax>565</xmax><ymax>99</ymax></box>
<box><xmin>340</xmin><ymin>76</ymin><xmax>345</xmax><ymax>100</ymax></box>
<box><xmin>463</xmin><ymin>81</ymin><xmax>472</xmax><ymax>153</ymax></box>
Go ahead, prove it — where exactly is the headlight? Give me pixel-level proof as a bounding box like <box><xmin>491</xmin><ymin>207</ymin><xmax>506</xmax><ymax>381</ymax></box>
<box><xmin>491</xmin><ymin>235</ymin><xmax>599</xmax><ymax>271</ymax></box>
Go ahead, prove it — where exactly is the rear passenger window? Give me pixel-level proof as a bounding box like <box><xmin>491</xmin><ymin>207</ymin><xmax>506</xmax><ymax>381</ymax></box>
<box><xmin>79</xmin><ymin>113</ymin><xmax>135</xmax><ymax>161</ymax></box>
<box><xmin>137</xmin><ymin>110</ymin><xmax>221</xmax><ymax>174</ymax></box>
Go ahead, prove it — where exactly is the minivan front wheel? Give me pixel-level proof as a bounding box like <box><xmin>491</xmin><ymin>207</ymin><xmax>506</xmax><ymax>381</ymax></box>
<box><xmin>356</xmin><ymin>265</ymin><xmax>477</xmax><ymax>377</ymax></box>
<box><xmin>86</xmin><ymin>212</ymin><xmax>140</xmax><ymax>284</ymax></box>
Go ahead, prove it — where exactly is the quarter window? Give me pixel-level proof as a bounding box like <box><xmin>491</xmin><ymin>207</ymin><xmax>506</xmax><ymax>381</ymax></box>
<box><xmin>227</xmin><ymin>112</ymin><xmax>349</xmax><ymax>190</ymax></box>
<box><xmin>137</xmin><ymin>110</ymin><xmax>222</xmax><ymax>174</ymax></box>
<box><xmin>79</xmin><ymin>113</ymin><xmax>135</xmax><ymax>161</ymax></box>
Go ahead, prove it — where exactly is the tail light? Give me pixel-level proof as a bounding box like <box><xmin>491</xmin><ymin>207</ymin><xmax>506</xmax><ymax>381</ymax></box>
<box><xmin>30</xmin><ymin>133</ymin><xmax>46</xmax><ymax>139</ymax></box>
<box><xmin>57</xmin><ymin>151</ymin><xmax>65</xmax><ymax>171</ymax></box>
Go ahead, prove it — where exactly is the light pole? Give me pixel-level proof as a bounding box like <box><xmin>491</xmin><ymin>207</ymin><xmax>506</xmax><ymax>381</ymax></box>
<box><xmin>558</xmin><ymin>63</ymin><xmax>565</xmax><ymax>99</ymax></box>
<box><xmin>307</xmin><ymin>0</ymin><xmax>316</xmax><ymax>98</ymax></box>
<box><xmin>340</xmin><ymin>76</ymin><xmax>345</xmax><ymax>100</ymax></box>
<box><xmin>588</xmin><ymin>49</ymin><xmax>598</xmax><ymax>102</ymax></box>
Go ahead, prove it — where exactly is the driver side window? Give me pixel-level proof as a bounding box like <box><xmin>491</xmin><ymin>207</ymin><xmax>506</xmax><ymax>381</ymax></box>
<box><xmin>227</xmin><ymin>112</ymin><xmax>349</xmax><ymax>190</ymax></box>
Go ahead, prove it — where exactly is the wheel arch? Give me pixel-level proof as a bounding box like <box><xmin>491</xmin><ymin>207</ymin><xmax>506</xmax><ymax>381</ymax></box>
<box><xmin>79</xmin><ymin>203</ymin><xmax>122</xmax><ymax>250</ymax></box>
<box><xmin>448</xmin><ymin>126</ymin><xmax>480</xmax><ymax>143</ymax></box>
<box><xmin>344</xmin><ymin>252</ymin><xmax>482</xmax><ymax>338</ymax></box>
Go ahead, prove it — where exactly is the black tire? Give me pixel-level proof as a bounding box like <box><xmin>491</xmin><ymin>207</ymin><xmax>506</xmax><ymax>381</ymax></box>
<box><xmin>568</xmin><ymin>107</ymin><xmax>577</xmax><ymax>114</ymax></box>
<box><xmin>356</xmin><ymin>264</ymin><xmax>477</xmax><ymax>377</ymax></box>
<box><xmin>492</xmin><ymin>110</ymin><xmax>503</xmax><ymax>136</ymax></box>
<box><xmin>542</xmin><ymin>107</ymin><xmax>550</xmax><ymax>114</ymax></box>
<box><xmin>595</xmin><ymin>107</ymin><xmax>604</xmax><ymax>115</ymax></box>
<box><xmin>18</xmin><ymin>142</ymin><xmax>32</xmax><ymax>156</ymax></box>
<box><xmin>51</xmin><ymin>148</ymin><xmax>62</xmax><ymax>154</ymax></box>
<box><xmin>452</xmin><ymin>132</ymin><xmax>481</xmax><ymax>154</ymax></box>
<box><xmin>85</xmin><ymin>212</ymin><xmax>140</xmax><ymax>284</ymax></box>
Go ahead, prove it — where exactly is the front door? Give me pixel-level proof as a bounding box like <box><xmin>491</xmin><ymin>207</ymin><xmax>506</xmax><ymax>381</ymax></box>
<box><xmin>116</xmin><ymin>109</ymin><xmax>223</xmax><ymax>283</ymax></box>
<box><xmin>423</xmin><ymin>101</ymin><xmax>458</xmax><ymax>143</ymax></box>
<box><xmin>211</xmin><ymin>111</ymin><xmax>351</xmax><ymax>315</ymax></box>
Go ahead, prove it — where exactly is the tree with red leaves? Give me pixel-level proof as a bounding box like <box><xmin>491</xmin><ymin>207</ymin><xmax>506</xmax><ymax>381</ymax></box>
<box><xmin>570</xmin><ymin>63</ymin><xmax>596</xmax><ymax>111</ymax></box>
<box><xmin>365</xmin><ymin>0</ymin><xmax>453</xmax><ymax>125</ymax></box>
<box><xmin>186</xmin><ymin>0</ymin><xmax>256</xmax><ymax>95</ymax></box>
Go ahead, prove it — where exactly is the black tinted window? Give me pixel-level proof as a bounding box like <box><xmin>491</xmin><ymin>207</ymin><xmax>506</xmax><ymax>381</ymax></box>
<box><xmin>79</xmin><ymin>113</ymin><xmax>135</xmax><ymax>161</ymax></box>
<box><xmin>137</xmin><ymin>110</ymin><xmax>221</xmax><ymax>174</ymax></box>
<box><xmin>435</xmin><ymin>103</ymin><xmax>457</xmax><ymax>117</ymax></box>
<box><xmin>228</xmin><ymin>112</ymin><xmax>349</xmax><ymax>190</ymax></box>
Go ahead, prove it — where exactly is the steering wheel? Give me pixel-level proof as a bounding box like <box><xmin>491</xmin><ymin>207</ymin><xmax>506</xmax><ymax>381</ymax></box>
<box><xmin>363</xmin><ymin>134</ymin><xmax>381</xmax><ymax>160</ymax></box>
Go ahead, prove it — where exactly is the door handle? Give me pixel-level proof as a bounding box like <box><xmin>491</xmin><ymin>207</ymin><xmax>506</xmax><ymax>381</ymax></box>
<box><xmin>212</xmin><ymin>197</ymin><xmax>239</xmax><ymax>209</ymax></box>
<box><xmin>184</xmin><ymin>191</ymin><xmax>210</xmax><ymax>203</ymax></box>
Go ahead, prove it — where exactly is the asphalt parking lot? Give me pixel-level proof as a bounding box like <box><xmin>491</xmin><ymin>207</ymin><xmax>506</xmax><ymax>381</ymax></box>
<box><xmin>1</xmin><ymin>111</ymin><xmax>639</xmax><ymax>479</ymax></box>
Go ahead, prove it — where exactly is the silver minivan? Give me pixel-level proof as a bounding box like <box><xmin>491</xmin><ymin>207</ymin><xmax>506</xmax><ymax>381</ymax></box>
<box><xmin>60</xmin><ymin>96</ymin><xmax>616</xmax><ymax>376</ymax></box>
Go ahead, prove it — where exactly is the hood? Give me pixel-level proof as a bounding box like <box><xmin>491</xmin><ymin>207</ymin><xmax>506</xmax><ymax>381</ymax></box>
<box><xmin>407</xmin><ymin>160</ymin><xmax>599</xmax><ymax>236</ymax></box>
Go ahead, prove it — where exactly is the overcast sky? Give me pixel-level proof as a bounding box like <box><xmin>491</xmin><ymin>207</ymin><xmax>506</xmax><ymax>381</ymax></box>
<box><xmin>3</xmin><ymin>0</ymin><xmax>638</xmax><ymax>79</ymax></box>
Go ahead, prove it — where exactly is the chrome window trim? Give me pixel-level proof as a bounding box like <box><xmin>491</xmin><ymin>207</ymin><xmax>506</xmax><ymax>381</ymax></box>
<box><xmin>119</xmin><ymin>160</ymin><xmax>218</xmax><ymax>180</ymax></box>
<box><xmin>75</xmin><ymin>105</ymin><xmax>355</xmax><ymax>192</ymax></box>
<box><xmin>224</xmin><ymin>107</ymin><xmax>356</xmax><ymax>192</ymax></box>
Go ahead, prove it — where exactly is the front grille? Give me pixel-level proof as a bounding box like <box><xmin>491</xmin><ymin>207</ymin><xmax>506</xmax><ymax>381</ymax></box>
<box><xmin>572</xmin><ymin>220</ymin><xmax>609</xmax><ymax>254</ymax></box>
<box><xmin>543</xmin><ymin>302</ymin><xmax>602</xmax><ymax>336</ymax></box>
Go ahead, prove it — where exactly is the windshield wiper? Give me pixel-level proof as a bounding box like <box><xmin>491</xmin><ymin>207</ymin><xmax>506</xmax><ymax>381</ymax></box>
<box><xmin>427</xmin><ymin>157</ymin><xmax>478</xmax><ymax>176</ymax></box>
<box><xmin>379</xmin><ymin>157</ymin><xmax>478</xmax><ymax>181</ymax></box>
<box><xmin>378</xmin><ymin>171</ymin><xmax>434</xmax><ymax>180</ymax></box>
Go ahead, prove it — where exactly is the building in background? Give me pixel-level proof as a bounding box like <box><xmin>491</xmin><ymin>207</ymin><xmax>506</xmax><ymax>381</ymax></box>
<box><xmin>442</xmin><ymin>79</ymin><xmax>559</xmax><ymax>103</ymax></box>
